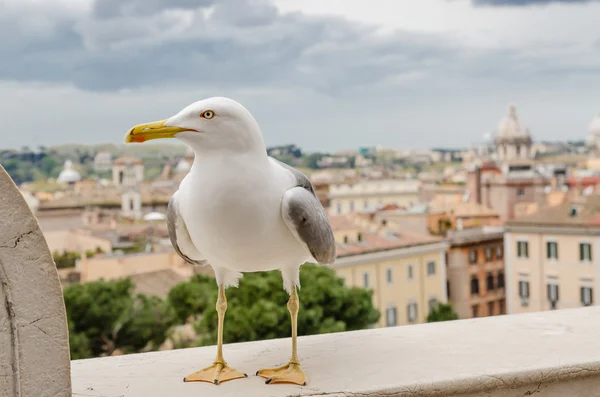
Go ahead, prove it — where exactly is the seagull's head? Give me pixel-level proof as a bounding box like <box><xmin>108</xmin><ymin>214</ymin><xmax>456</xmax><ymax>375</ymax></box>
<box><xmin>125</xmin><ymin>97</ymin><xmax>265</xmax><ymax>154</ymax></box>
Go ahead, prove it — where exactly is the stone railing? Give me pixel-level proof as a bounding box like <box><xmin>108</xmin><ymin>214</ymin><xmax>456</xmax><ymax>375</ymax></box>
<box><xmin>2</xmin><ymin>167</ymin><xmax>600</xmax><ymax>397</ymax></box>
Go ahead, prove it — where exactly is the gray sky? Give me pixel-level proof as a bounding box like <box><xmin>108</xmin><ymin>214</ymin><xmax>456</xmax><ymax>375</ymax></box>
<box><xmin>2</xmin><ymin>0</ymin><xmax>600</xmax><ymax>152</ymax></box>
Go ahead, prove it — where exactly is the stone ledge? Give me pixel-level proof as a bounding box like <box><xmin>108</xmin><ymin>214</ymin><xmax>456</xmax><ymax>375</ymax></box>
<box><xmin>71</xmin><ymin>307</ymin><xmax>600</xmax><ymax>397</ymax></box>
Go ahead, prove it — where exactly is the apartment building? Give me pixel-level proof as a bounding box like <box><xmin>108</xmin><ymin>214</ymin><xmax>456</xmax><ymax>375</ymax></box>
<box><xmin>328</xmin><ymin>179</ymin><xmax>421</xmax><ymax>215</ymax></box>
<box><xmin>446</xmin><ymin>226</ymin><xmax>506</xmax><ymax>318</ymax></box>
<box><xmin>330</xmin><ymin>215</ymin><xmax>448</xmax><ymax>327</ymax></box>
<box><xmin>505</xmin><ymin>195</ymin><xmax>600</xmax><ymax>314</ymax></box>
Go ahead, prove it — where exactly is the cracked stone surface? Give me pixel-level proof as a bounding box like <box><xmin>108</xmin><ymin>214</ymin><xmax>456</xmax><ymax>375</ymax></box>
<box><xmin>0</xmin><ymin>166</ymin><xmax>71</xmax><ymax>397</ymax></box>
<box><xmin>72</xmin><ymin>304</ymin><xmax>600</xmax><ymax>397</ymax></box>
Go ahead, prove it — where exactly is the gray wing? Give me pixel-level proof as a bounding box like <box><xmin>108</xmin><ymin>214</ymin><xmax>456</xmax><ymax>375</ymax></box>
<box><xmin>167</xmin><ymin>191</ymin><xmax>208</xmax><ymax>266</ymax></box>
<box><xmin>272</xmin><ymin>158</ymin><xmax>336</xmax><ymax>265</ymax></box>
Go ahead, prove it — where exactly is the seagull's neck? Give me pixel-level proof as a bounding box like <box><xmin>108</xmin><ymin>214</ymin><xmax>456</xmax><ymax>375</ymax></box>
<box><xmin>189</xmin><ymin>145</ymin><xmax>270</xmax><ymax>174</ymax></box>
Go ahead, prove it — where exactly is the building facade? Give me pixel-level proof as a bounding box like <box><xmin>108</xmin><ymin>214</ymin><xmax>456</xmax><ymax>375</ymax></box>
<box><xmin>328</xmin><ymin>179</ymin><xmax>421</xmax><ymax>215</ymax></box>
<box><xmin>329</xmin><ymin>215</ymin><xmax>448</xmax><ymax>327</ymax></box>
<box><xmin>446</xmin><ymin>226</ymin><xmax>506</xmax><ymax>318</ymax></box>
<box><xmin>505</xmin><ymin>196</ymin><xmax>600</xmax><ymax>314</ymax></box>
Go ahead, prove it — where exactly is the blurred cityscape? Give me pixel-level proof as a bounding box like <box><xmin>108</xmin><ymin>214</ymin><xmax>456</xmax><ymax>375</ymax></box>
<box><xmin>3</xmin><ymin>104</ymin><xmax>600</xmax><ymax>358</ymax></box>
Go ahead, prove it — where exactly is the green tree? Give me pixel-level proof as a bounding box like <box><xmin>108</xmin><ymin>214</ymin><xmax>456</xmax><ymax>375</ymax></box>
<box><xmin>63</xmin><ymin>279</ymin><xmax>176</xmax><ymax>358</ymax></box>
<box><xmin>427</xmin><ymin>303</ymin><xmax>459</xmax><ymax>323</ymax></box>
<box><xmin>192</xmin><ymin>264</ymin><xmax>380</xmax><ymax>346</ymax></box>
<box><xmin>167</xmin><ymin>274</ymin><xmax>217</xmax><ymax>323</ymax></box>
<box><xmin>303</xmin><ymin>153</ymin><xmax>327</xmax><ymax>169</ymax></box>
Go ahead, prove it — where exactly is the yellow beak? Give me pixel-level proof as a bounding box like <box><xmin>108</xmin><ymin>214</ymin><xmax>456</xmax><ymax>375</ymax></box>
<box><xmin>124</xmin><ymin>120</ymin><xmax>194</xmax><ymax>143</ymax></box>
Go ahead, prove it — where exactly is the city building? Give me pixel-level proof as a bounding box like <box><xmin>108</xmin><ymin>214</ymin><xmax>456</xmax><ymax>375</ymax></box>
<box><xmin>587</xmin><ymin>110</ymin><xmax>600</xmax><ymax>152</ymax></box>
<box><xmin>427</xmin><ymin>200</ymin><xmax>501</xmax><ymax>236</ymax></box>
<box><xmin>494</xmin><ymin>104</ymin><xmax>533</xmax><ymax>161</ymax></box>
<box><xmin>466</xmin><ymin>160</ymin><xmax>567</xmax><ymax>221</ymax></box>
<box><xmin>57</xmin><ymin>160</ymin><xmax>81</xmax><ymax>185</ymax></box>
<box><xmin>328</xmin><ymin>179</ymin><xmax>421</xmax><ymax>215</ymax></box>
<box><xmin>446</xmin><ymin>226</ymin><xmax>506</xmax><ymax>318</ymax></box>
<box><xmin>504</xmin><ymin>195</ymin><xmax>600</xmax><ymax>315</ymax></box>
<box><xmin>330</xmin><ymin>215</ymin><xmax>448</xmax><ymax>327</ymax></box>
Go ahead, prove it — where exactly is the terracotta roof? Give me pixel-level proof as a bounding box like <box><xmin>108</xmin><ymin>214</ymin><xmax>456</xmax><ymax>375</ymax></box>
<box><xmin>507</xmin><ymin>195</ymin><xmax>600</xmax><ymax>228</ymax></box>
<box><xmin>130</xmin><ymin>269</ymin><xmax>187</xmax><ymax>298</ymax></box>
<box><xmin>335</xmin><ymin>229</ymin><xmax>442</xmax><ymax>258</ymax></box>
<box><xmin>430</xmin><ymin>201</ymin><xmax>498</xmax><ymax>218</ymax></box>
<box><xmin>38</xmin><ymin>184</ymin><xmax>173</xmax><ymax>209</ymax></box>
<box><xmin>113</xmin><ymin>155</ymin><xmax>143</xmax><ymax>165</ymax></box>
<box><xmin>329</xmin><ymin>215</ymin><xmax>359</xmax><ymax>231</ymax></box>
<box><xmin>566</xmin><ymin>176</ymin><xmax>600</xmax><ymax>188</ymax></box>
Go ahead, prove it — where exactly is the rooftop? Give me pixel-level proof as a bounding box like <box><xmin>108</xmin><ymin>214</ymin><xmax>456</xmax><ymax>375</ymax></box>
<box><xmin>335</xmin><ymin>229</ymin><xmax>442</xmax><ymax>258</ymax></box>
<box><xmin>507</xmin><ymin>194</ymin><xmax>600</xmax><ymax>229</ymax></box>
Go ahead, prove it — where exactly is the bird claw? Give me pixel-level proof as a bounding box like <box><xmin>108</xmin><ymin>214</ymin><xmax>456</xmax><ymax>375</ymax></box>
<box><xmin>184</xmin><ymin>362</ymin><xmax>247</xmax><ymax>385</ymax></box>
<box><xmin>257</xmin><ymin>362</ymin><xmax>307</xmax><ymax>386</ymax></box>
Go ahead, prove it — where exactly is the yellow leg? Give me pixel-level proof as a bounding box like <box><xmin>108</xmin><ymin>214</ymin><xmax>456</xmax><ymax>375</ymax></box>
<box><xmin>257</xmin><ymin>287</ymin><xmax>308</xmax><ymax>386</ymax></box>
<box><xmin>184</xmin><ymin>284</ymin><xmax>247</xmax><ymax>385</ymax></box>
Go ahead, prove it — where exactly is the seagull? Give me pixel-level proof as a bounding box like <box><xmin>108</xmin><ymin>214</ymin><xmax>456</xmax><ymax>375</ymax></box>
<box><xmin>125</xmin><ymin>97</ymin><xmax>336</xmax><ymax>386</ymax></box>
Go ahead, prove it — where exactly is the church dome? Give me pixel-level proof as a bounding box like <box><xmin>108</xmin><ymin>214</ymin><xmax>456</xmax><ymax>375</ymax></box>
<box><xmin>589</xmin><ymin>111</ymin><xmax>600</xmax><ymax>137</ymax></box>
<box><xmin>496</xmin><ymin>104</ymin><xmax>531</xmax><ymax>140</ymax></box>
<box><xmin>57</xmin><ymin>160</ymin><xmax>81</xmax><ymax>184</ymax></box>
<box><xmin>175</xmin><ymin>147</ymin><xmax>195</xmax><ymax>174</ymax></box>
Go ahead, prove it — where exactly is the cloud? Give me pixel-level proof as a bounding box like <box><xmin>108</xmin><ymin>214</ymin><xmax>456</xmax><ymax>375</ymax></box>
<box><xmin>472</xmin><ymin>0</ymin><xmax>598</xmax><ymax>6</ymax></box>
<box><xmin>1</xmin><ymin>0</ymin><xmax>600</xmax><ymax>150</ymax></box>
<box><xmin>0</xmin><ymin>0</ymin><xmax>468</xmax><ymax>95</ymax></box>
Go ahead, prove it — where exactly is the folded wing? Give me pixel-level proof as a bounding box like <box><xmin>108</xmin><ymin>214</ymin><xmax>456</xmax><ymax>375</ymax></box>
<box><xmin>273</xmin><ymin>158</ymin><xmax>336</xmax><ymax>265</ymax></box>
<box><xmin>167</xmin><ymin>190</ymin><xmax>208</xmax><ymax>266</ymax></box>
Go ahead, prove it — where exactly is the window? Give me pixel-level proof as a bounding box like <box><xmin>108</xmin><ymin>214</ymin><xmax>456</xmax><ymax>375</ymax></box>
<box><xmin>386</xmin><ymin>268</ymin><xmax>392</xmax><ymax>285</ymax></box>
<box><xmin>580</xmin><ymin>243</ymin><xmax>592</xmax><ymax>262</ymax></box>
<box><xmin>516</xmin><ymin>145</ymin><xmax>521</xmax><ymax>157</ymax></box>
<box><xmin>581</xmin><ymin>287</ymin><xmax>594</xmax><ymax>307</ymax></box>
<box><xmin>497</xmin><ymin>272</ymin><xmax>505</xmax><ymax>289</ymax></box>
<box><xmin>488</xmin><ymin>301</ymin><xmax>495</xmax><ymax>316</ymax></box>
<box><xmin>517</xmin><ymin>187</ymin><xmax>525</xmax><ymax>197</ymax></box>
<box><xmin>343</xmin><ymin>235</ymin><xmax>349</xmax><ymax>244</ymax></box>
<box><xmin>470</xmin><ymin>277</ymin><xmax>480</xmax><ymax>295</ymax></box>
<box><xmin>517</xmin><ymin>241</ymin><xmax>529</xmax><ymax>258</ymax></box>
<box><xmin>499</xmin><ymin>299</ymin><xmax>505</xmax><ymax>314</ymax></box>
<box><xmin>447</xmin><ymin>280</ymin><xmax>451</xmax><ymax>299</ymax></box>
<box><xmin>357</xmin><ymin>233</ymin><xmax>363</xmax><ymax>242</ymax></box>
<box><xmin>349</xmin><ymin>201</ymin><xmax>355</xmax><ymax>212</ymax></box>
<box><xmin>519</xmin><ymin>280</ymin><xmax>530</xmax><ymax>302</ymax></box>
<box><xmin>547</xmin><ymin>283</ymin><xmax>559</xmax><ymax>309</ymax></box>
<box><xmin>546</xmin><ymin>241</ymin><xmax>558</xmax><ymax>260</ymax></box>
<box><xmin>427</xmin><ymin>261</ymin><xmax>436</xmax><ymax>276</ymax></box>
<box><xmin>119</xmin><ymin>170</ymin><xmax>124</xmax><ymax>184</ymax></box>
<box><xmin>485</xmin><ymin>247</ymin><xmax>493</xmax><ymax>262</ymax></box>
<box><xmin>486</xmin><ymin>273</ymin><xmax>495</xmax><ymax>291</ymax></box>
<box><xmin>469</xmin><ymin>249</ymin><xmax>478</xmax><ymax>264</ymax></box>
<box><xmin>337</xmin><ymin>202</ymin><xmax>342</xmax><ymax>214</ymax></box>
<box><xmin>385</xmin><ymin>306</ymin><xmax>397</xmax><ymax>327</ymax></box>
<box><xmin>407</xmin><ymin>302</ymin><xmax>418</xmax><ymax>323</ymax></box>
<box><xmin>408</xmin><ymin>265</ymin><xmax>414</xmax><ymax>280</ymax></box>
<box><xmin>363</xmin><ymin>272</ymin><xmax>369</xmax><ymax>289</ymax></box>
<box><xmin>129</xmin><ymin>198</ymin><xmax>134</xmax><ymax>211</ymax></box>
<box><xmin>472</xmin><ymin>304</ymin><xmax>479</xmax><ymax>318</ymax></box>
<box><xmin>428</xmin><ymin>298</ymin><xmax>438</xmax><ymax>312</ymax></box>
<box><xmin>496</xmin><ymin>246</ymin><xmax>504</xmax><ymax>259</ymax></box>
<box><xmin>381</xmin><ymin>219</ymin><xmax>387</xmax><ymax>226</ymax></box>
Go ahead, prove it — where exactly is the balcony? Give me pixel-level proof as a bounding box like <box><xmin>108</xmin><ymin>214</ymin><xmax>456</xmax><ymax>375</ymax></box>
<box><xmin>2</xmin><ymin>168</ymin><xmax>600</xmax><ymax>397</ymax></box>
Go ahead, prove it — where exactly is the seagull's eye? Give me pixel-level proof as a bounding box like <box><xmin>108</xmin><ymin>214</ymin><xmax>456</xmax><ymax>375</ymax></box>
<box><xmin>200</xmin><ymin>110</ymin><xmax>215</xmax><ymax>119</ymax></box>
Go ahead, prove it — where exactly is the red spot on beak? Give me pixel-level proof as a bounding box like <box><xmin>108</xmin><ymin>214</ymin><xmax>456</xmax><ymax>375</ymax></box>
<box><xmin>132</xmin><ymin>135</ymin><xmax>146</xmax><ymax>143</ymax></box>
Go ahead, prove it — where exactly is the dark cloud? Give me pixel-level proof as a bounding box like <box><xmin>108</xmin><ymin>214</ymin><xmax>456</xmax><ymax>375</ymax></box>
<box><xmin>0</xmin><ymin>0</ymin><xmax>597</xmax><ymax>95</ymax></box>
<box><xmin>92</xmin><ymin>0</ymin><xmax>216</xmax><ymax>19</ymax></box>
<box><xmin>473</xmin><ymin>0</ymin><xmax>597</xmax><ymax>6</ymax></box>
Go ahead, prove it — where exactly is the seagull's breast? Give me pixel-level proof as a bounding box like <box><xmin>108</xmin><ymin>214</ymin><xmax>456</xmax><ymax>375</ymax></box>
<box><xmin>177</xmin><ymin>157</ymin><xmax>308</xmax><ymax>271</ymax></box>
